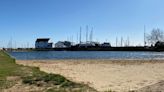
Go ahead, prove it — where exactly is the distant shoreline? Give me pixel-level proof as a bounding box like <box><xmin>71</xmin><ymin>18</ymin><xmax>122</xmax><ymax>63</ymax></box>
<box><xmin>4</xmin><ymin>46</ymin><xmax>163</xmax><ymax>52</ymax></box>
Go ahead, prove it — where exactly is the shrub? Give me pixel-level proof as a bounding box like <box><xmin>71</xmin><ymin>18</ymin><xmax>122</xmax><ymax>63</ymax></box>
<box><xmin>43</xmin><ymin>74</ymin><xmax>66</xmax><ymax>85</ymax></box>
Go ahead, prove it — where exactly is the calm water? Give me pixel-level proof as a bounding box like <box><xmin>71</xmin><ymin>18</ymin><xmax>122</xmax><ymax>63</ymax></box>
<box><xmin>8</xmin><ymin>51</ymin><xmax>164</xmax><ymax>60</ymax></box>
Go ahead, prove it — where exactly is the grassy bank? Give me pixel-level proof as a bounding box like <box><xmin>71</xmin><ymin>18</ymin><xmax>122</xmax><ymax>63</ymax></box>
<box><xmin>0</xmin><ymin>50</ymin><xmax>96</xmax><ymax>92</ymax></box>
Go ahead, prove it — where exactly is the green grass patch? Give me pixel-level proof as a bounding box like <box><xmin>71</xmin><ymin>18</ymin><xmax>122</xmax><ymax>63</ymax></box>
<box><xmin>22</xmin><ymin>70</ymin><xmax>87</xmax><ymax>89</ymax></box>
<box><xmin>0</xmin><ymin>50</ymin><xmax>97</xmax><ymax>92</ymax></box>
<box><xmin>0</xmin><ymin>51</ymin><xmax>25</xmax><ymax>89</ymax></box>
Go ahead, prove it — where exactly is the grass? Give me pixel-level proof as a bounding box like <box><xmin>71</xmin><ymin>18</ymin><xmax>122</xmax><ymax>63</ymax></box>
<box><xmin>0</xmin><ymin>50</ymin><xmax>97</xmax><ymax>92</ymax></box>
<box><xmin>0</xmin><ymin>51</ymin><xmax>23</xmax><ymax>89</ymax></box>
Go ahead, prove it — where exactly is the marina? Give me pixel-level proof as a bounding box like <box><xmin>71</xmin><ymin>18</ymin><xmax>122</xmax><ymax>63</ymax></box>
<box><xmin>1</xmin><ymin>0</ymin><xmax>164</xmax><ymax>92</ymax></box>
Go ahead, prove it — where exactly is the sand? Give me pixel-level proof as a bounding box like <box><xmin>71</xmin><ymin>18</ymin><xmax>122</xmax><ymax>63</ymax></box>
<box><xmin>16</xmin><ymin>59</ymin><xmax>164</xmax><ymax>92</ymax></box>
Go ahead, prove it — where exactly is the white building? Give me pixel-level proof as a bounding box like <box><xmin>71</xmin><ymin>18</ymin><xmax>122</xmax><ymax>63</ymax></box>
<box><xmin>35</xmin><ymin>38</ymin><xmax>53</xmax><ymax>49</ymax></box>
<box><xmin>78</xmin><ymin>41</ymin><xmax>100</xmax><ymax>47</ymax></box>
<box><xmin>55</xmin><ymin>41</ymin><xmax>72</xmax><ymax>48</ymax></box>
<box><xmin>101</xmin><ymin>42</ymin><xmax>111</xmax><ymax>47</ymax></box>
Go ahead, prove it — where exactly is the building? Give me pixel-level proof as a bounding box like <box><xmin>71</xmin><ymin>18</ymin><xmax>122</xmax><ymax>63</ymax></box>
<box><xmin>101</xmin><ymin>42</ymin><xmax>111</xmax><ymax>47</ymax></box>
<box><xmin>55</xmin><ymin>41</ymin><xmax>72</xmax><ymax>48</ymax></box>
<box><xmin>35</xmin><ymin>38</ymin><xmax>53</xmax><ymax>49</ymax></box>
<box><xmin>78</xmin><ymin>41</ymin><xmax>100</xmax><ymax>48</ymax></box>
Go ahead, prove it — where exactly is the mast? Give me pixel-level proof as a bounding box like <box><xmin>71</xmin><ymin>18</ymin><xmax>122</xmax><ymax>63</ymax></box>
<box><xmin>116</xmin><ymin>37</ymin><xmax>118</xmax><ymax>47</ymax></box>
<box><xmin>79</xmin><ymin>27</ymin><xmax>82</xmax><ymax>44</ymax></box>
<box><xmin>144</xmin><ymin>25</ymin><xmax>146</xmax><ymax>46</ymax></box>
<box><xmin>121</xmin><ymin>37</ymin><xmax>123</xmax><ymax>47</ymax></box>
<box><xmin>90</xmin><ymin>27</ymin><xmax>93</xmax><ymax>42</ymax></box>
<box><xmin>77</xmin><ymin>32</ymin><xmax>79</xmax><ymax>44</ymax></box>
<box><xmin>127</xmin><ymin>36</ymin><xmax>130</xmax><ymax>46</ymax></box>
<box><xmin>91</xmin><ymin>27</ymin><xmax>93</xmax><ymax>42</ymax></box>
<box><xmin>86</xmin><ymin>25</ymin><xmax>88</xmax><ymax>43</ymax></box>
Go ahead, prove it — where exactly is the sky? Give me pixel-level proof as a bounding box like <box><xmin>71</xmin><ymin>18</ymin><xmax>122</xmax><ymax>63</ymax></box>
<box><xmin>0</xmin><ymin>0</ymin><xmax>164</xmax><ymax>48</ymax></box>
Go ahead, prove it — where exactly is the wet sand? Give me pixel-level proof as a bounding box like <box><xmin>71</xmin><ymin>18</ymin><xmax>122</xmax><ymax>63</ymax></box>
<box><xmin>16</xmin><ymin>59</ymin><xmax>164</xmax><ymax>92</ymax></box>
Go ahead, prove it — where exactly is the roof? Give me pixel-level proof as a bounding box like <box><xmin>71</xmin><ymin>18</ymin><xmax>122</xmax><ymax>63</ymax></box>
<box><xmin>36</xmin><ymin>38</ymin><xmax>50</xmax><ymax>42</ymax></box>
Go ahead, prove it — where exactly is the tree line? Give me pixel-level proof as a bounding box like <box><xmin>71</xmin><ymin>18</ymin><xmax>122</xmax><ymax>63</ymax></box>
<box><xmin>146</xmin><ymin>28</ymin><xmax>164</xmax><ymax>46</ymax></box>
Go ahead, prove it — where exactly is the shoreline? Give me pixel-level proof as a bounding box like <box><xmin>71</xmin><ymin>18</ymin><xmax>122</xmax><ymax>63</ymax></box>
<box><xmin>16</xmin><ymin>59</ymin><xmax>164</xmax><ymax>92</ymax></box>
<box><xmin>17</xmin><ymin>59</ymin><xmax>164</xmax><ymax>65</ymax></box>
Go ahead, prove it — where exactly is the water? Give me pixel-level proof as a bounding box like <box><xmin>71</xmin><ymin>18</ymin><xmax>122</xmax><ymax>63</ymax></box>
<box><xmin>8</xmin><ymin>51</ymin><xmax>164</xmax><ymax>60</ymax></box>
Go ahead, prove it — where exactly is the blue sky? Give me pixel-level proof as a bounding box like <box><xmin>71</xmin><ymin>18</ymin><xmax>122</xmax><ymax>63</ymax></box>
<box><xmin>0</xmin><ymin>0</ymin><xmax>164</xmax><ymax>48</ymax></box>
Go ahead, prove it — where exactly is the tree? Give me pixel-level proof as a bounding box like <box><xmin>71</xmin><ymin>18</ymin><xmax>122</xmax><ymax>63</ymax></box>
<box><xmin>146</xmin><ymin>28</ymin><xmax>164</xmax><ymax>46</ymax></box>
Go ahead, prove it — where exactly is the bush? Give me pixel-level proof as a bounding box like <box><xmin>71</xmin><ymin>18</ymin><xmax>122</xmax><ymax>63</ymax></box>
<box><xmin>61</xmin><ymin>80</ymin><xmax>81</xmax><ymax>88</ymax></box>
<box><xmin>22</xmin><ymin>73</ymin><xmax>67</xmax><ymax>86</ymax></box>
<box><xmin>43</xmin><ymin>74</ymin><xmax>66</xmax><ymax>85</ymax></box>
<box><xmin>22</xmin><ymin>76</ymin><xmax>35</xmax><ymax>85</ymax></box>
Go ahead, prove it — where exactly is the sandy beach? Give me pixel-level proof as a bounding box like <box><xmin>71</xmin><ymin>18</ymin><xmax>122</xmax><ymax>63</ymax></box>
<box><xmin>16</xmin><ymin>59</ymin><xmax>164</xmax><ymax>92</ymax></box>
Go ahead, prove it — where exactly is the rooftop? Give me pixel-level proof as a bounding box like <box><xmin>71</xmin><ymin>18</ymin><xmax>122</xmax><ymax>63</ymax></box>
<box><xmin>36</xmin><ymin>38</ymin><xmax>50</xmax><ymax>42</ymax></box>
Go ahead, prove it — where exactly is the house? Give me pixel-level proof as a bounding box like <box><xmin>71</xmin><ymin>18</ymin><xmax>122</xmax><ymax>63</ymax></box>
<box><xmin>55</xmin><ymin>41</ymin><xmax>72</xmax><ymax>48</ymax></box>
<box><xmin>101</xmin><ymin>42</ymin><xmax>111</xmax><ymax>47</ymax></box>
<box><xmin>35</xmin><ymin>38</ymin><xmax>53</xmax><ymax>49</ymax></box>
<box><xmin>78</xmin><ymin>41</ymin><xmax>100</xmax><ymax>48</ymax></box>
